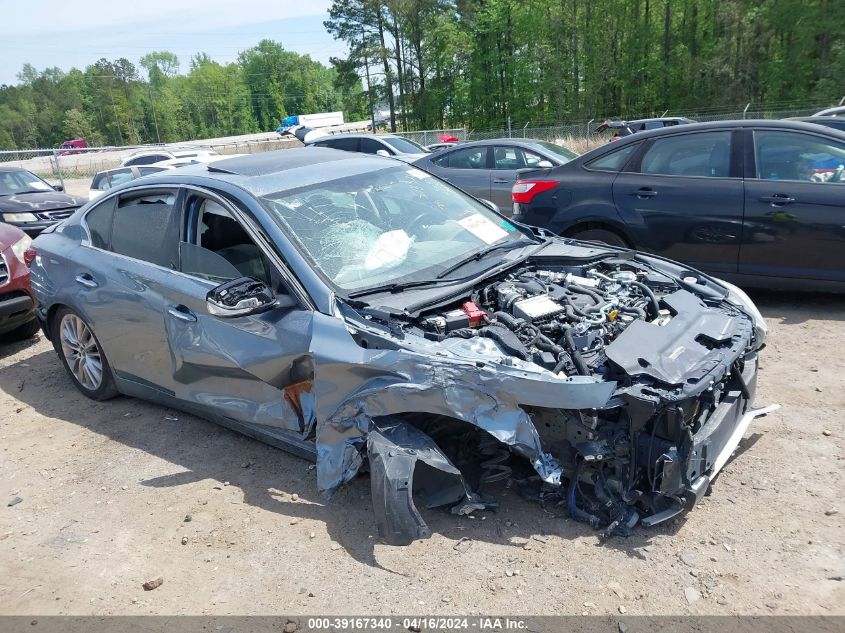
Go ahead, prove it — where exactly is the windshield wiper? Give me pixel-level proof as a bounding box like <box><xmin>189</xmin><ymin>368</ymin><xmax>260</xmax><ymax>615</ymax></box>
<box><xmin>435</xmin><ymin>240</ymin><xmax>532</xmax><ymax>279</ymax></box>
<box><xmin>346</xmin><ymin>278</ymin><xmax>454</xmax><ymax>299</ymax></box>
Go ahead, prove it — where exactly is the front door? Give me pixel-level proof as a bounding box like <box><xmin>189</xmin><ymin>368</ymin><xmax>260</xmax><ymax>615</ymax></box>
<box><xmin>740</xmin><ymin>128</ymin><xmax>845</xmax><ymax>284</ymax></box>
<box><xmin>611</xmin><ymin>129</ymin><xmax>743</xmax><ymax>276</ymax></box>
<box><xmin>159</xmin><ymin>189</ymin><xmax>315</xmax><ymax>433</ymax></box>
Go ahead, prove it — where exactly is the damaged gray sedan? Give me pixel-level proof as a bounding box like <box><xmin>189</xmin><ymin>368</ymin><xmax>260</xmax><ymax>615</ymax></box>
<box><xmin>29</xmin><ymin>148</ymin><xmax>773</xmax><ymax>544</ymax></box>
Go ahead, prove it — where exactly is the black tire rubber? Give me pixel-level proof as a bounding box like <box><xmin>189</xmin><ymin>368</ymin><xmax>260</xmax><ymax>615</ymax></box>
<box><xmin>0</xmin><ymin>318</ymin><xmax>40</xmax><ymax>343</ymax></box>
<box><xmin>570</xmin><ymin>228</ymin><xmax>629</xmax><ymax>248</ymax></box>
<box><xmin>52</xmin><ymin>307</ymin><xmax>119</xmax><ymax>401</ymax></box>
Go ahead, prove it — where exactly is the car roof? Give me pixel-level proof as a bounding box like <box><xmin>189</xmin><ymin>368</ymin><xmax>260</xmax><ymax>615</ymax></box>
<box><xmin>607</xmin><ymin>118</ymin><xmax>845</xmax><ymax>140</ymax></box>
<box><xmin>433</xmin><ymin>138</ymin><xmax>554</xmax><ymax>148</ymax></box>
<box><xmin>814</xmin><ymin>106</ymin><xmax>845</xmax><ymax>116</ymax></box>
<box><xmin>575</xmin><ymin>119</ymin><xmax>845</xmax><ymax>162</ymax></box>
<box><xmin>0</xmin><ymin>165</ymin><xmax>28</xmax><ymax>173</ymax></box>
<box><xmin>627</xmin><ymin>116</ymin><xmax>694</xmax><ymax>124</ymax></box>
<box><xmin>305</xmin><ymin>133</ymin><xmax>406</xmax><ymax>144</ymax></box>
<box><xmin>120</xmin><ymin>147</ymin><xmax>402</xmax><ymax>197</ymax></box>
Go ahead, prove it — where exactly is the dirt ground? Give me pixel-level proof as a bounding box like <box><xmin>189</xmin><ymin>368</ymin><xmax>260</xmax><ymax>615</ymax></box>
<box><xmin>0</xmin><ymin>291</ymin><xmax>843</xmax><ymax>616</ymax></box>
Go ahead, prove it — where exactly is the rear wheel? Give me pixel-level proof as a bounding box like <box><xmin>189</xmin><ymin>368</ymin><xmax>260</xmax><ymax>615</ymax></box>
<box><xmin>569</xmin><ymin>228</ymin><xmax>629</xmax><ymax>248</ymax></box>
<box><xmin>0</xmin><ymin>318</ymin><xmax>40</xmax><ymax>343</ymax></box>
<box><xmin>53</xmin><ymin>307</ymin><xmax>119</xmax><ymax>400</ymax></box>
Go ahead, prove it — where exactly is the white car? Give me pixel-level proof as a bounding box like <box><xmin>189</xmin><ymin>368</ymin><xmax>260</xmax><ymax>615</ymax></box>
<box><xmin>120</xmin><ymin>149</ymin><xmax>220</xmax><ymax>167</ymax></box>
<box><xmin>88</xmin><ymin>165</ymin><xmax>172</xmax><ymax>200</ymax></box>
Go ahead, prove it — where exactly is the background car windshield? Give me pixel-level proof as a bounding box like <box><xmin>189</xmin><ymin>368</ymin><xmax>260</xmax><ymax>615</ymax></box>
<box><xmin>383</xmin><ymin>137</ymin><xmax>429</xmax><ymax>154</ymax></box>
<box><xmin>534</xmin><ymin>141</ymin><xmax>579</xmax><ymax>162</ymax></box>
<box><xmin>0</xmin><ymin>170</ymin><xmax>53</xmax><ymax>196</ymax></box>
<box><xmin>261</xmin><ymin>166</ymin><xmax>527</xmax><ymax>291</ymax></box>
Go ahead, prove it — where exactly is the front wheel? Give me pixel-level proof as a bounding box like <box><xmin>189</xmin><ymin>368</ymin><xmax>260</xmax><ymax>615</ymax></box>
<box><xmin>53</xmin><ymin>307</ymin><xmax>119</xmax><ymax>400</ymax></box>
<box><xmin>569</xmin><ymin>228</ymin><xmax>629</xmax><ymax>248</ymax></box>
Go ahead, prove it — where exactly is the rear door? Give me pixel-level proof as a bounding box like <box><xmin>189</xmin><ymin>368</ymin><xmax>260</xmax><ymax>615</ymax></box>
<box><xmin>77</xmin><ymin>188</ymin><xmax>183</xmax><ymax>392</ymax></box>
<box><xmin>425</xmin><ymin>145</ymin><xmax>491</xmax><ymax>201</ymax></box>
<box><xmin>611</xmin><ymin>129</ymin><xmax>743</xmax><ymax>276</ymax></box>
<box><xmin>740</xmin><ymin>128</ymin><xmax>845</xmax><ymax>283</ymax></box>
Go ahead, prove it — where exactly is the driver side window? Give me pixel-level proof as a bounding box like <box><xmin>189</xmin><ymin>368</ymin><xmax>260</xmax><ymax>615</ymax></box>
<box><xmin>179</xmin><ymin>194</ymin><xmax>275</xmax><ymax>287</ymax></box>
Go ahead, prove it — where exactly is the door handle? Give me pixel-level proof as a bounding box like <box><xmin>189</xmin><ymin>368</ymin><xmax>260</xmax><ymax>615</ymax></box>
<box><xmin>492</xmin><ymin>178</ymin><xmax>510</xmax><ymax>184</ymax></box>
<box><xmin>759</xmin><ymin>194</ymin><xmax>795</xmax><ymax>206</ymax></box>
<box><xmin>75</xmin><ymin>273</ymin><xmax>98</xmax><ymax>289</ymax></box>
<box><xmin>631</xmin><ymin>187</ymin><xmax>658</xmax><ymax>198</ymax></box>
<box><xmin>167</xmin><ymin>305</ymin><xmax>197</xmax><ymax>323</ymax></box>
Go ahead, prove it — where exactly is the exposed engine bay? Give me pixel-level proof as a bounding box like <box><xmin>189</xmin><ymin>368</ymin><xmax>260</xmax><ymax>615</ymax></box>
<box><xmin>367</xmin><ymin>254</ymin><xmax>766</xmax><ymax>539</ymax></box>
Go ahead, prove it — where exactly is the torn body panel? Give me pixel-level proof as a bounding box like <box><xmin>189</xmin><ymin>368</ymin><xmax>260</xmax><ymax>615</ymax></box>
<box><xmin>305</xmin><ymin>251</ymin><xmax>770</xmax><ymax>541</ymax></box>
<box><xmin>367</xmin><ymin>419</ymin><xmax>484</xmax><ymax>545</ymax></box>
<box><xmin>310</xmin><ymin>310</ymin><xmax>616</xmax><ymax>496</ymax></box>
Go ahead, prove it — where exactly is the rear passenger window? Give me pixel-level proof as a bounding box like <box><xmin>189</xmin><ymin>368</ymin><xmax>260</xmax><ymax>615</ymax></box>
<box><xmin>138</xmin><ymin>167</ymin><xmax>165</xmax><ymax>176</ymax></box>
<box><xmin>433</xmin><ymin>146</ymin><xmax>487</xmax><ymax>169</ymax></box>
<box><xmin>110</xmin><ymin>191</ymin><xmax>179</xmax><ymax>268</ymax></box>
<box><xmin>586</xmin><ymin>144</ymin><xmax>639</xmax><ymax>172</ymax></box>
<box><xmin>331</xmin><ymin>138</ymin><xmax>360</xmax><ymax>152</ymax></box>
<box><xmin>640</xmin><ymin>131</ymin><xmax>732</xmax><ymax>178</ymax></box>
<box><xmin>84</xmin><ymin>198</ymin><xmax>116</xmax><ymax>249</ymax></box>
<box><xmin>359</xmin><ymin>137</ymin><xmax>386</xmax><ymax>154</ymax></box>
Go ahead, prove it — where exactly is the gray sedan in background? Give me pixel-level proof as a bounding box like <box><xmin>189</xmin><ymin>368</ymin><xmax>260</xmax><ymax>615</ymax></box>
<box><xmin>412</xmin><ymin>138</ymin><xmax>578</xmax><ymax>213</ymax></box>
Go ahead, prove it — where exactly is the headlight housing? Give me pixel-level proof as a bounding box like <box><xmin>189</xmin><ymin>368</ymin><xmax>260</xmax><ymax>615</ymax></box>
<box><xmin>9</xmin><ymin>234</ymin><xmax>33</xmax><ymax>264</ymax></box>
<box><xmin>3</xmin><ymin>212</ymin><xmax>39</xmax><ymax>223</ymax></box>
<box><xmin>719</xmin><ymin>279</ymin><xmax>767</xmax><ymax>348</ymax></box>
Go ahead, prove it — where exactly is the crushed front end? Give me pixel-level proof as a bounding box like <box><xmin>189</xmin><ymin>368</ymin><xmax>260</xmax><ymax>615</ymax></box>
<box><xmin>326</xmin><ymin>246</ymin><xmax>770</xmax><ymax>543</ymax></box>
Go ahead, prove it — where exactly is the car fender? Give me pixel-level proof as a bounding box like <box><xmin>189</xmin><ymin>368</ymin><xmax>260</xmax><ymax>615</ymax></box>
<box><xmin>549</xmin><ymin>200</ymin><xmax>633</xmax><ymax>241</ymax></box>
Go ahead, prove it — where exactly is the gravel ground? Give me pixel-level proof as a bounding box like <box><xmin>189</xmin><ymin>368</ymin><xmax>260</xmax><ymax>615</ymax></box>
<box><xmin>0</xmin><ymin>291</ymin><xmax>842</xmax><ymax>616</ymax></box>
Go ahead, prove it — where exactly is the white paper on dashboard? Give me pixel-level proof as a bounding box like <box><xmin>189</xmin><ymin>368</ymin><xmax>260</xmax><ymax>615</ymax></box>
<box><xmin>457</xmin><ymin>213</ymin><xmax>508</xmax><ymax>244</ymax></box>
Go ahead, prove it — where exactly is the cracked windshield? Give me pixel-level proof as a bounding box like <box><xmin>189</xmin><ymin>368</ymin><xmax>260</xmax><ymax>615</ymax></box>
<box><xmin>261</xmin><ymin>166</ymin><xmax>529</xmax><ymax>291</ymax></box>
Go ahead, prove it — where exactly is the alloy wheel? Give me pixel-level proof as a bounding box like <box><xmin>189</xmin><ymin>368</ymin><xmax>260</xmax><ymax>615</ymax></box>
<box><xmin>59</xmin><ymin>314</ymin><xmax>103</xmax><ymax>391</ymax></box>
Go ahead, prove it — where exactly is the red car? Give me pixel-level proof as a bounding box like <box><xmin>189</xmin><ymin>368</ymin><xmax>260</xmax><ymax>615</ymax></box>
<box><xmin>0</xmin><ymin>222</ymin><xmax>38</xmax><ymax>341</ymax></box>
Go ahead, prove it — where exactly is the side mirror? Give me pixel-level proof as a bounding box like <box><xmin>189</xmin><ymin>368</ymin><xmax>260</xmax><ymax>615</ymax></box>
<box><xmin>479</xmin><ymin>199</ymin><xmax>499</xmax><ymax>212</ymax></box>
<box><xmin>207</xmin><ymin>277</ymin><xmax>277</xmax><ymax>318</ymax></box>
<box><xmin>376</xmin><ymin>149</ymin><xmax>391</xmax><ymax>157</ymax></box>
<box><xmin>53</xmin><ymin>184</ymin><xmax>64</xmax><ymax>191</ymax></box>
<box><xmin>537</xmin><ymin>160</ymin><xmax>553</xmax><ymax>169</ymax></box>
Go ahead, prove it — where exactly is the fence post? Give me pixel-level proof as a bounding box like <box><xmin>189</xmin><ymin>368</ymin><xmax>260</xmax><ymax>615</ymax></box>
<box><xmin>508</xmin><ymin>116</ymin><xmax>512</xmax><ymax>138</ymax></box>
<box><xmin>586</xmin><ymin>119</ymin><xmax>594</xmax><ymax>142</ymax></box>
<box><xmin>743</xmin><ymin>103</ymin><xmax>751</xmax><ymax>119</ymax></box>
<box><xmin>52</xmin><ymin>149</ymin><xmax>65</xmax><ymax>190</ymax></box>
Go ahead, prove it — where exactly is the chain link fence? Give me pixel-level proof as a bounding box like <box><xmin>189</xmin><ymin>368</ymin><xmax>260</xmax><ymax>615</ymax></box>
<box><xmin>2</xmin><ymin>103</ymin><xmax>838</xmax><ymax>198</ymax></box>
<box><xmin>395</xmin><ymin>104</ymin><xmax>839</xmax><ymax>154</ymax></box>
<box><xmin>0</xmin><ymin>135</ymin><xmax>301</xmax><ymax>198</ymax></box>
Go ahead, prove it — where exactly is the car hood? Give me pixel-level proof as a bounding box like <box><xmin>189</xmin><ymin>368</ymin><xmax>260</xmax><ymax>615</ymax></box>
<box><xmin>0</xmin><ymin>191</ymin><xmax>84</xmax><ymax>213</ymax></box>
<box><xmin>0</xmin><ymin>222</ymin><xmax>28</xmax><ymax>249</ymax></box>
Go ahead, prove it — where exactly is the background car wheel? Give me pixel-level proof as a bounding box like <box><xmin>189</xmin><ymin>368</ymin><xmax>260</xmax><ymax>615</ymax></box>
<box><xmin>569</xmin><ymin>228</ymin><xmax>629</xmax><ymax>248</ymax></box>
<box><xmin>0</xmin><ymin>318</ymin><xmax>40</xmax><ymax>343</ymax></box>
<box><xmin>52</xmin><ymin>307</ymin><xmax>119</xmax><ymax>400</ymax></box>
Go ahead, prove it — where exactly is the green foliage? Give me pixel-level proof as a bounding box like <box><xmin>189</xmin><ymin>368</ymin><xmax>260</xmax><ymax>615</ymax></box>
<box><xmin>3</xmin><ymin>3</ymin><xmax>841</xmax><ymax>149</ymax></box>
<box><xmin>325</xmin><ymin>0</ymin><xmax>845</xmax><ymax>130</ymax></box>
<box><xmin>0</xmin><ymin>40</ymin><xmax>364</xmax><ymax>149</ymax></box>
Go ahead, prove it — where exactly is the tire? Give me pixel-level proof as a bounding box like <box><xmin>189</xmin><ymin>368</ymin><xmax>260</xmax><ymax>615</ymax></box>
<box><xmin>0</xmin><ymin>318</ymin><xmax>40</xmax><ymax>343</ymax></box>
<box><xmin>52</xmin><ymin>307</ymin><xmax>119</xmax><ymax>401</ymax></box>
<box><xmin>569</xmin><ymin>228</ymin><xmax>629</xmax><ymax>248</ymax></box>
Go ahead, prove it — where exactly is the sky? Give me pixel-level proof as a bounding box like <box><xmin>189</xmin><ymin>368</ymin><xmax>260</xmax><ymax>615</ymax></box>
<box><xmin>1</xmin><ymin>0</ymin><xmax>347</xmax><ymax>85</ymax></box>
